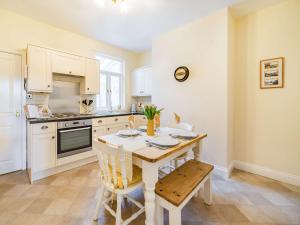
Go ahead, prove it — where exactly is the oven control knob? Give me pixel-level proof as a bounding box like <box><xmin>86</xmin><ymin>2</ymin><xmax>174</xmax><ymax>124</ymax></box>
<box><xmin>83</xmin><ymin>122</ymin><xmax>86</xmax><ymax>125</ymax></box>
<box><xmin>65</xmin><ymin>124</ymin><xmax>68</xmax><ymax>127</ymax></box>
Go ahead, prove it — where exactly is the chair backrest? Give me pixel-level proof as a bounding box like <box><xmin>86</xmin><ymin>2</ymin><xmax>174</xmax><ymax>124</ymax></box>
<box><xmin>169</xmin><ymin>122</ymin><xmax>194</xmax><ymax>132</ymax></box>
<box><xmin>93</xmin><ymin>138</ymin><xmax>130</xmax><ymax>189</ymax></box>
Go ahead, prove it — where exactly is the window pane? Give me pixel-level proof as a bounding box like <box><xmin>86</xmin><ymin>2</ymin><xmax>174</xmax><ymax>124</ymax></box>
<box><xmin>97</xmin><ymin>56</ymin><xmax>122</xmax><ymax>73</ymax></box>
<box><xmin>97</xmin><ymin>74</ymin><xmax>107</xmax><ymax>108</ymax></box>
<box><xmin>111</xmin><ymin>75</ymin><xmax>120</xmax><ymax>108</ymax></box>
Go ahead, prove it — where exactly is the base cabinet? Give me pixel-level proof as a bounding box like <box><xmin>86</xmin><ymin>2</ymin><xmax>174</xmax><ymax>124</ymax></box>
<box><xmin>32</xmin><ymin>133</ymin><xmax>56</xmax><ymax>173</ymax></box>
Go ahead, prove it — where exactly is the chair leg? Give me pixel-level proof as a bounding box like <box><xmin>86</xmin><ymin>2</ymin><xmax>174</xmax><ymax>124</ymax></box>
<box><xmin>204</xmin><ymin>175</ymin><xmax>212</xmax><ymax>205</ymax></box>
<box><xmin>169</xmin><ymin>208</ymin><xmax>181</xmax><ymax>225</ymax></box>
<box><xmin>156</xmin><ymin>202</ymin><xmax>164</xmax><ymax>225</ymax></box>
<box><xmin>93</xmin><ymin>185</ymin><xmax>105</xmax><ymax>221</ymax></box>
<box><xmin>174</xmin><ymin>159</ymin><xmax>179</xmax><ymax>169</ymax></box>
<box><xmin>116</xmin><ymin>194</ymin><xmax>123</xmax><ymax>225</ymax></box>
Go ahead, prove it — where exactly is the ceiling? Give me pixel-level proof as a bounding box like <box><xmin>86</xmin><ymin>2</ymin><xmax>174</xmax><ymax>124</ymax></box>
<box><xmin>0</xmin><ymin>0</ymin><xmax>286</xmax><ymax>52</ymax></box>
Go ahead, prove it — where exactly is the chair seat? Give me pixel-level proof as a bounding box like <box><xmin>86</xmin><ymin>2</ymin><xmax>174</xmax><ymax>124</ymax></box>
<box><xmin>155</xmin><ymin>160</ymin><xmax>213</xmax><ymax>206</ymax></box>
<box><xmin>107</xmin><ymin>165</ymin><xmax>142</xmax><ymax>189</ymax></box>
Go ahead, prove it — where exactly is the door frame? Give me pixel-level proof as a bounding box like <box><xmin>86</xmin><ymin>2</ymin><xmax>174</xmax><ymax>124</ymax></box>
<box><xmin>0</xmin><ymin>50</ymin><xmax>26</xmax><ymax>171</ymax></box>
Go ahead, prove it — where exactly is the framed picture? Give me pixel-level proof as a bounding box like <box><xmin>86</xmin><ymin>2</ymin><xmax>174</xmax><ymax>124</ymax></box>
<box><xmin>260</xmin><ymin>57</ymin><xmax>284</xmax><ymax>89</ymax></box>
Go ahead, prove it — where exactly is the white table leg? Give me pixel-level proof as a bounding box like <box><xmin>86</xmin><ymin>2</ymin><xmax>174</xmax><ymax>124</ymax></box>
<box><xmin>142</xmin><ymin>161</ymin><xmax>159</xmax><ymax>225</ymax></box>
<box><xmin>192</xmin><ymin>141</ymin><xmax>202</xmax><ymax>162</ymax></box>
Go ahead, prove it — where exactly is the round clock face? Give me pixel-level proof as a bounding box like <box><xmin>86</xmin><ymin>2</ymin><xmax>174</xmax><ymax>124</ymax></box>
<box><xmin>174</xmin><ymin>66</ymin><xmax>189</xmax><ymax>82</ymax></box>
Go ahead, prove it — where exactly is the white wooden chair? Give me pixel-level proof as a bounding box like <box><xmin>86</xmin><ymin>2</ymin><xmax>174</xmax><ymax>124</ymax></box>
<box><xmin>156</xmin><ymin>160</ymin><xmax>214</xmax><ymax>225</ymax></box>
<box><xmin>93</xmin><ymin>138</ymin><xmax>145</xmax><ymax>225</ymax></box>
<box><xmin>169</xmin><ymin>122</ymin><xmax>194</xmax><ymax>168</ymax></box>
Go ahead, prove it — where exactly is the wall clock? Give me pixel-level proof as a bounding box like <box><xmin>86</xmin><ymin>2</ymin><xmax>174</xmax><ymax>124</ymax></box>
<box><xmin>174</xmin><ymin>66</ymin><xmax>189</xmax><ymax>82</ymax></box>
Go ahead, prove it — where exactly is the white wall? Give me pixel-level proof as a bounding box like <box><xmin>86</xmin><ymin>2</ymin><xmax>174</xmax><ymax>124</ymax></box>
<box><xmin>136</xmin><ymin>50</ymin><xmax>152</xmax><ymax>67</ymax></box>
<box><xmin>152</xmin><ymin>8</ymin><xmax>230</xmax><ymax>168</ymax></box>
<box><xmin>234</xmin><ymin>0</ymin><xmax>300</xmax><ymax>177</ymax></box>
<box><xmin>0</xmin><ymin>8</ymin><xmax>138</xmax><ymax>110</ymax></box>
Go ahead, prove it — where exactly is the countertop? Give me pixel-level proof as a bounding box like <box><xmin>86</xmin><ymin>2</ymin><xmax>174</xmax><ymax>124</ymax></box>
<box><xmin>27</xmin><ymin>112</ymin><xmax>144</xmax><ymax>124</ymax></box>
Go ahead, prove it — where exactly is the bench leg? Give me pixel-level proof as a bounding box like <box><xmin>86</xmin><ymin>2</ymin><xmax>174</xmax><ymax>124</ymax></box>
<box><xmin>116</xmin><ymin>194</ymin><xmax>122</xmax><ymax>225</ymax></box>
<box><xmin>169</xmin><ymin>208</ymin><xmax>181</xmax><ymax>225</ymax></box>
<box><xmin>204</xmin><ymin>175</ymin><xmax>212</xmax><ymax>205</ymax></box>
<box><xmin>156</xmin><ymin>202</ymin><xmax>164</xmax><ymax>225</ymax></box>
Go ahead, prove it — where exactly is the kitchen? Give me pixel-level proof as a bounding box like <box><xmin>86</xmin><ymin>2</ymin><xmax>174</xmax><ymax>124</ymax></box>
<box><xmin>0</xmin><ymin>0</ymin><xmax>300</xmax><ymax>225</ymax></box>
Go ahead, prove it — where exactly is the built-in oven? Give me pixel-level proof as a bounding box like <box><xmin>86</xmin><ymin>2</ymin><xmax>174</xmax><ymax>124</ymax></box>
<box><xmin>57</xmin><ymin>119</ymin><xmax>92</xmax><ymax>158</ymax></box>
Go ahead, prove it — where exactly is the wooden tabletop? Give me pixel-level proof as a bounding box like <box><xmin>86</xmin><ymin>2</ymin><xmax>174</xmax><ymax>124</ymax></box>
<box><xmin>132</xmin><ymin>134</ymin><xmax>207</xmax><ymax>163</ymax></box>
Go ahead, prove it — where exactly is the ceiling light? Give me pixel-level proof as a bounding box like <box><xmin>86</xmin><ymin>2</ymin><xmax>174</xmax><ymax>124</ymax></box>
<box><xmin>94</xmin><ymin>0</ymin><xmax>105</xmax><ymax>8</ymax></box>
<box><xmin>120</xmin><ymin>1</ymin><xmax>128</xmax><ymax>13</ymax></box>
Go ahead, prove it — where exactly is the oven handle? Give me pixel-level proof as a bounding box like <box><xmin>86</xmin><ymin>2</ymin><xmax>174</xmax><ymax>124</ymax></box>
<box><xmin>59</xmin><ymin>127</ymin><xmax>91</xmax><ymax>133</ymax></box>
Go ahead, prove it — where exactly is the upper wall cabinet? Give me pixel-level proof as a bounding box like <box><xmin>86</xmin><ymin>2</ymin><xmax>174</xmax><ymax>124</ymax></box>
<box><xmin>27</xmin><ymin>45</ymin><xmax>52</xmax><ymax>92</ymax></box>
<box><xmin>132</xmin><ymin>66</ymin><xmax>152</xmax><ymax>97</ymax></box>
<box><xmin>51</xmin><ymin>51</ymin><xmax>85</xmax><ymax>76</ymax></box>
<box><xmin>81</xmin><ymin>58</ymin><xmax>100</xmax><ymax>94</ymax></box>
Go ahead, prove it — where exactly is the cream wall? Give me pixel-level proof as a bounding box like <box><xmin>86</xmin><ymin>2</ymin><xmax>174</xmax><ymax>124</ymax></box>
<box><xmin>152</xmin><ymin>8</ymin><xmax>230</xmax><ymax>168</ymax></box>
<box><xmin>0</xmin><ymin>8</ymin><xmax>138</xmax><ymax>110</ymax></box>
<box><xmin>234</xmin><ymin>0</ymin><xmax>300</xmax><ymax>176</ymax></box>
<box><xmin>136</xmin><ymin>50</ymin><xmax>152</xmax><ymax>67</ymax></box>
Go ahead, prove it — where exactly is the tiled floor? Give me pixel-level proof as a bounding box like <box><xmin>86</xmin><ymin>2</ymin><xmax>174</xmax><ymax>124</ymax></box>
<box><xmin>0</xmin><ymin>163</ymin><xmax>299</xmax><ymax>225</ymax></box>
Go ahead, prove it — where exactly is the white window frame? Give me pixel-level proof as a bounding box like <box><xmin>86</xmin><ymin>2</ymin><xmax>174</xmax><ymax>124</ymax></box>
<box><xmin>96</xmin><ymin>54</ymin><xmax>125</xmax><ymax>111</ymax></box>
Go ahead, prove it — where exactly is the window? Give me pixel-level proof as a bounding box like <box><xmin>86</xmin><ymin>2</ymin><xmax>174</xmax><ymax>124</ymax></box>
<box><xmin>96</xmin><ymin>55</ymin><xmax>124</xmax><ymax>111</ymax></box>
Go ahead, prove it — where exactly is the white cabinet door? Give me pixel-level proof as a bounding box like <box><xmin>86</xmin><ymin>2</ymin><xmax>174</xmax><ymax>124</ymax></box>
<box><xmin>81</xmin><ymin>58</ymin><xmax>100</xmax><ymax>94</ymax></box>
<box><xmin>131</xmin><ymin>67</ymin><xmax>152</xmax><ymax>96</ymax></box>
<box><xmin>27</xmin><ymin>45</ymin><xmax>52</xmax><ymax>92</ymax></box>
<box><xmin>144</xmin><ymin>67</ymin><xmax>152</xmax><ymax>96</ymax></box>
<box><xmin>32</xmin><ymin>133</ymin><xmax>56</xmax><ymax>173</ymax></box>
<box><xmin>93</xmin><ymin>126</ymin><xmax>106</xmax><ymax>138</ymax></box>
<box><xmin>51</xmin><ymin>51</ymin><xmax>85</xmax><ymax>76</ymax></box>
<box><xmin>0</xmin><ymin>52</ymin><xmax>22</xmax><ymax>175</ymax></box>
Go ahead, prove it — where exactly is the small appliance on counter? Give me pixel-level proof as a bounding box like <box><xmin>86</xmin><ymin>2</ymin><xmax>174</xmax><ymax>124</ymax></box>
<box><xmin>131</xmin><ymin>103</ymin><xmax>137</xmax><ymax>113</ymax></box>
<box><xmin>24</xmin><ymin>104</ymin><xmax>52</xmax><ymax>118</ymax></box>
<box><xmin>80</xmin><ymin>96</ymin><xmax>96</xmax><ymax>114</ymax></box>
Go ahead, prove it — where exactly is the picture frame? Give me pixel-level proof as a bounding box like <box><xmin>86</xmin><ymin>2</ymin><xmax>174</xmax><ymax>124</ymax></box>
<box><xmin>260</xmin><ymin>57</ymin><xmax>284</xmax><ymax>89</ymax></box>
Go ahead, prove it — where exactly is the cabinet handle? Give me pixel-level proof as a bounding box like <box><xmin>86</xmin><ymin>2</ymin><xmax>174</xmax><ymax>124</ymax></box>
<box><xmin>114</xmin><ymin>118</ymin><xmax>119</xmax><ymax>122</ymax></box>
<box><xmin>87</xmin><ymin>88</ymin><xmax>90</xmax><ymax>90</ymax></box>
<box><xmin>107</xmin><ymin>128</ymin><xmax>110</xmax><ymax>131</ymax></box>
<box><xmin>69</xmin><ymin>71</ymin><xmax>72</xmax><ymax>74</ymax></box>
<box><xmin>47</xmin><ymin>85</ymin><xmax>51</xmax><ymax>88</ymax></box>
<box><xmin>94</xmin><ymin>130</ymin><xmax>96</xmax><ymax>133</ymax></box>
<box><xmin>98</xmin><ymin>120</ymin><xmax>102</xmax><ymax>123</ymax></box>
<box><xmin>41</xmin><ymin>126</ymin><xmax>48</xmax><ymax>130</ymax></box>
<box><xmin>52</xmin><ymin>136</ymin><xmax>55</xmax><ymax>139</ymax></box>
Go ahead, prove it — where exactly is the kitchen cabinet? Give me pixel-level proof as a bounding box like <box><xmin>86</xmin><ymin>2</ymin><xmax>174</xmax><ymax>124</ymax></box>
<box><xmin>131</xmin><ymin>67</ymin><xmax>152</xmax><ymax>96</ymax></box>
<box><xmin>51</xmin><ymin>51</ymin><xmax>85</xmax><ymax>76</ymax></box>
<box><xmin>134</xmin><ymin>115</ymin><xmax>147</xmax><ymax>128</ymax></box>
<box><xmin>31</xmin><ymin>133</ymin><xmax>56</xmax><ymax>173</ymax></box>
<box><xmin>81</xmin><ymin>58</ymin><xmax>100</xmax><ymax>94</ymax></box>
<box><xmin>106</xmin><ymin>123</ymin><xmax>129</xmax><ymax>135</ymax></box>
<box><xmin>27</xmin><ymin>45</ymin><xmax>52</xmax><ymax>92</ymax></box>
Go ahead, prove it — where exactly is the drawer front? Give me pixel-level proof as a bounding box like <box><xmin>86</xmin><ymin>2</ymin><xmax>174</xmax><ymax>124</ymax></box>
<box><xmin>32</xmin><ymin>122</ymin><xmax>56</xmax><ymax>135</ymax></box>
<box><xmin>105</xmin><ymin>116</ymin><xmax>131</xmax><ymax>125</ymax></box>
<box><xmin>92</xmin><ymin>118</ymin><xmax>109</xmax><ymax>126</ymax></box>
<box><xmin>106</xmin><ymin>123</ymin><xmax>129</xmax><ymax>134</ymax></box>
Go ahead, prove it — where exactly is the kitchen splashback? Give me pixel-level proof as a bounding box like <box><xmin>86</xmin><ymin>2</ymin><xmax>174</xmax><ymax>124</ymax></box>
<box><xmin>49</xmin><ymin>75</ymin><xmax>81</xmax><ymax>113</ymax></box>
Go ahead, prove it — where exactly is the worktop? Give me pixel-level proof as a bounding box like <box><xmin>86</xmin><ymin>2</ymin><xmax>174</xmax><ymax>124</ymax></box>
<box><xmin>27</xmin><ymin>112</ymin><xmax>143</xmax><ymax>124</ymax></box>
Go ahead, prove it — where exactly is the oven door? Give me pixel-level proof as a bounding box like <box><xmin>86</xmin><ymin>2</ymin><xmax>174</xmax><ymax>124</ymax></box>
<box><xmin>57</xmin><ymin>126</ymin><xmax>92</xmax><ymax>158</ymax></box>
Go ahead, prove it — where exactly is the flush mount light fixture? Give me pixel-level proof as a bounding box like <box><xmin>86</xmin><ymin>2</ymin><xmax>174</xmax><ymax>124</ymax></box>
<box><xmin>95</xmin><ymin>0</ymin><xmax>128</xmax><ymax>13</ymax></box>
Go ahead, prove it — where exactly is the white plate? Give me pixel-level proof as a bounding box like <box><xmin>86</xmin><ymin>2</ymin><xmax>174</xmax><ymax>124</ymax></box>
<box><xmin>117</xmin><ymin>129</ymin><xmax>141</xmax><ymax>137</ymax></box>
<box><xmin>148</xmin><ymin>137</ymin><xmax>179</xmax><ymax>147</ymax></box>
<box><xmin>171</xmin><ymin>131</ymin><xmax>198</xmax><ymax>139</ymax></box>
<box><xmin>138</xmin><ymin>125</ymin><xmax>147</xmax><ymax>131</ymax></box>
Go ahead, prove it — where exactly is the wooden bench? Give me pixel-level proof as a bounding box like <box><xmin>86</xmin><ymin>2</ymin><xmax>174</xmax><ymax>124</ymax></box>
<box><xmin>155</xmin><ymin>160</ymin><xmax>214</xmax><ymax>225</ymax></box>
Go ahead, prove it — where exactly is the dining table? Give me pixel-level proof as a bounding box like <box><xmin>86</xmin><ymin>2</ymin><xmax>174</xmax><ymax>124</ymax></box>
<box><xmin>99</xmin><ymin>127</ymin><xmax>207</xmax><ymax>225</ymax></box>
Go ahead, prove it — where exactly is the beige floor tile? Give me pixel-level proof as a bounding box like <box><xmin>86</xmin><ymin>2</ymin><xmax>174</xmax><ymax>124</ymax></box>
<box><xmin>0</xmin><ymin>212</ymin><xmax>18</xmax><ymax>225</ymax></box>
<box><xmin>236</xmin><ymin>205</ymin><xmax>273</xmax><ymax>223</ymax></box>
<box><xmin>22</xmin><ymin>184</ymin><xmax>49</xmax><ymax>198</ymax></box>
<box><xmin>5</xmin><ymin>197</ymin><xmax>35</xmax><ymax>213</ymax></box>
<box><xmin>4</xmin><ymin>184</ymin><xmax>31</xmax><ymax>197</ymax></box>
<box><xmin>263</xmin><ymin>192</ymin><xmax>296</xmax><ymax>206</ymax></box>
<box><xmin>258</xmin><ymin>205</ymin><xmax>294</xmax><ymax>224</ymax></box>
<box><xmin>216</xmin><ymin>205</ymin><xmax>250</xmax><ymax>223</ymax></box>
<box><xmin>58</xmin><ymin>186</ymin><xmax>81</xmax><ymax>200</ymax></box>
<box><xmin>24</xmin><ymin>198</ymin><xmax>53</xmax><ymax>214</ymax></box>
<box><xmin>242</xmin><ymin>192</ymin><xmax>274</xmax><ymax>205</ymax></box>
<box><xmin>60</xmin><ymin>216</ymin><xmax>84</xmax><ymax>225</ymax></box>
<box><xmin>69</xmin><ymin>177</ymin><xmax>88</xmax><ymax>187</ymax></box>
<box><xmin>44</xmin><ymin>198</ymin><xmax>73</xmax><ymax>215</ymax></box>
<box><xmin>10</xmin><ymin>213</ymin><xmax>42</xmax><ymax>225</ymax></box>
<box><xmin>33</xmin><ymin>214</ymin><xmax>64</xmax><ymax>225</ymax></box>
<box><xmin>50</xmin><ymin>176</ymin><xmax>71</xmax><ymax>186</ymax></box>
<box><xmin>0</xmin><ymin>183</ymin><xmax>15</xmax><ymax>195</ymax></box>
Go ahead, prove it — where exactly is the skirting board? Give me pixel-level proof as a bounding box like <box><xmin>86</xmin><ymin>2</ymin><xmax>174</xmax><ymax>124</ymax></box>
<box><xmin>234</xmin><ymin>160</ymin><xmax>300</xmax><ymax>187</ymax></box>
